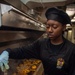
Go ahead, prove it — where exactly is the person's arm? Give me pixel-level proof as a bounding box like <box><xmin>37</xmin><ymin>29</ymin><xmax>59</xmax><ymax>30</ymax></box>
<box><xmin>0</xmin><ymin>39</ymin><xmax>41</xmax><ymax>72</ymax></box>
<box><xmin>6</xmin><ymin>39</ymin><xmax>41</xmax><ymax>59</ymax></box>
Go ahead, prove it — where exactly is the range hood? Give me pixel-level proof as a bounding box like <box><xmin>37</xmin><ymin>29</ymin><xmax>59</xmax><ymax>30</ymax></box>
<box><xmin>0</xmin><ymin>3</ymin><xmax>45</xmax><ymax>31</ymax></box>
<box><xmin>0</xmin><ymin>3</ymin><xmax>45</xmax><ymax>49</ymax></box>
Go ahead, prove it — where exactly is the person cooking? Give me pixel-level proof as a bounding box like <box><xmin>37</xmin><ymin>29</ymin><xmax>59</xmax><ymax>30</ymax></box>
<box><xmin>0</xmin><ymin>7</ymin><xmax>75</xmax><ymax>75</ymax></box>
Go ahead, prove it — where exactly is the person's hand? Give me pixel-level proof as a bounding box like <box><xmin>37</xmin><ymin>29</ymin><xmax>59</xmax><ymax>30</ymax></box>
<box><xmin>0</xmin><ymin>51</ymin><xmax>9</xmax><ymax>72</ymax></box>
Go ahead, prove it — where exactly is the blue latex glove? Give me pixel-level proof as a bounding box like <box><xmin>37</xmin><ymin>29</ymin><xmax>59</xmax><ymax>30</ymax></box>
<box><xmin>0</xmin><ymin>51</ymin><xmax>9</xmax><ymax>72</ymax></box>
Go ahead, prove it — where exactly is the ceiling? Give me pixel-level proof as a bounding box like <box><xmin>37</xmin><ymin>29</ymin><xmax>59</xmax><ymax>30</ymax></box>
<box><xmin>20</xmin><ymin>0</ymin><xmax>75</xmax><ymax>8</ymax></box>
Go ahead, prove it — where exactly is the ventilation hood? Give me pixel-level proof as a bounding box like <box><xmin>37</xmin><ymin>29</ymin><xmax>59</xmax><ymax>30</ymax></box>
<box><xmin>0</xmin><ymin>3</ymin><xmax>45</xmax><ymax>46</ymax></box>
<box><xmin>0</xmin><ymin>3</ymin><xmax>45</xmax><ymax>31</ymax></box>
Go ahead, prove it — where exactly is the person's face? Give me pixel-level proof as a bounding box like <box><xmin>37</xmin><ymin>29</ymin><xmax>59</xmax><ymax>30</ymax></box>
<box><xmin>46</xmin><ymin>20</ymin><xmax>66</xmax><ymax>40</ymax></box>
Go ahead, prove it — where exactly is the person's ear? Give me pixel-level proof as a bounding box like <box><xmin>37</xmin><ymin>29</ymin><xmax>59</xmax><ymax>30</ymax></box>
<box><xmin>63</xmin><ymin>25</ymin><xmax>66</xmax><ymax>31</ymax></box>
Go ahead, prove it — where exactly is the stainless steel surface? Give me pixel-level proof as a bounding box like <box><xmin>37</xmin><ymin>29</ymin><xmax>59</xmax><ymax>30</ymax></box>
<box><xmin>0</xmin><ymin>31</ymin><xmax>43</xmax><ymax>42</ymax></box>
<box><xmin>0</xmin><ymin>0</ymin><xmax>43</xmax><ymax>23</ymax></box>
<box><xmin>1</xmin><ymin>0</ymin><xmax>29</xmax><ymax>13</ymax></box>
<box><xmin>0</xmin><ymin>3</ymin><xmax>45</xmax><ymax>46</ymax></box>
<box><xmin>0</xmin><ymin>4</ymin><xmax>1</xmax><ymax>26</ymax></box>
<box><xmin>2</xmin><ymin>10</ymin><xmax>45</xmax><ymax>31</ymax></box>
<box><xmin>0</xmin><ymin>3</ymin><xmax>45</xmax><ymax>30</ymax></box>
<box><xmin>0</xmin><ymin>2</ymin><xmax>45</xmax><ymax>54</ymax></box>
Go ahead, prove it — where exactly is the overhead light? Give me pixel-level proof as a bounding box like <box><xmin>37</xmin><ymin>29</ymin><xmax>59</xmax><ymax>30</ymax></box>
<box><xmin>71</xmin><ymin>15</ymin><xmax>75</xmax><ymax>22</ymax></box>
<box><xmin>66</xmin><ymin>24</ymin><xmax>71</xmax><ymax>27</ymax></box>
<box><xmin>66</xmin><ymin>4</ymin><xmax>75</xmax><ymax>17</ymax></box>
<box><xmin>66</xmin><ymin>8</ymin><xmax>75</xmax><ymax>16</ymax></box>
<box><xmin>71</xmin><ymin>19</ymin><xmax>75</xmax><ymax>22</ymax></box>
